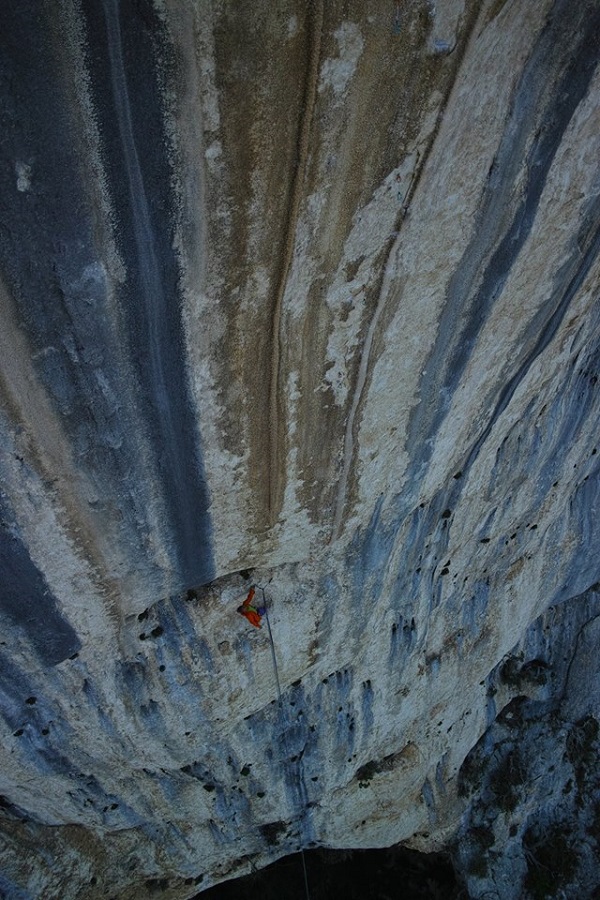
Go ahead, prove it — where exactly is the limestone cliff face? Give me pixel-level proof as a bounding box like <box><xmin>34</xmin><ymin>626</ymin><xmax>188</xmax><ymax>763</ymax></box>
<box><xmin>0</xmin><ymin>0</ymin><xmax>599</xmax><ymax>897</ymax></box>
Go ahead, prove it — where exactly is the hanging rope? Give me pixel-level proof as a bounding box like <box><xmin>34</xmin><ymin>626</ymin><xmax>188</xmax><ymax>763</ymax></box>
<box><xmin>300</xmin><ymin>847</ymin><xmax>311</xmax><ymax>900</ymax></box>
<box><xmin>261</xmin><ymin>589</ymin><xmax>284</xmax><ymax>708</ymax></box>
<box><xmin>258</xmin><ymin>586</ymin><xmax>311</xmax><ymax>900</ymax></box>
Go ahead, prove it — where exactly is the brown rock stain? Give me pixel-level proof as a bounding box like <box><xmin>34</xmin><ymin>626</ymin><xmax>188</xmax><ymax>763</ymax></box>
<box><xmin>208</xmin><ymin>2</ymin><xmax>317</xmax><ymax>536</ymax></box>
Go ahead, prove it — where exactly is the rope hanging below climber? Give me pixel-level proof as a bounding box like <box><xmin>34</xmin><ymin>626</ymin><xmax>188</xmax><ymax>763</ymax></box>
<box><xmin>234</xmin><ymin>583</ymin><xmax>311</xmax><ymax>900</ymax></box>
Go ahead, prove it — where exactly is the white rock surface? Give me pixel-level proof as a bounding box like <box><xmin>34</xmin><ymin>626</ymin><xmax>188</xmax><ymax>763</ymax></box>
<box><xmin>0</xmin><ymin>0</ymin><xmax>599</xmax><ymax>896</ymax></box>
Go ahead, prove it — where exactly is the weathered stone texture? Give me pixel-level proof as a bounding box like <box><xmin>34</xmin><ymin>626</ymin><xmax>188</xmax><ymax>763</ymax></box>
<box><xmin>0</xmin><ymin>0</ymin><xmax>599</xmax><ymax>896</ymax></box>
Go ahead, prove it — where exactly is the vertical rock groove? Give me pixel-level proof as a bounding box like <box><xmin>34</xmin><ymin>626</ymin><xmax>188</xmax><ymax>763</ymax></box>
<box><xmin>0</xmin><ymin>1</ymin><xmax>174</xmax><ymax>602</ymax></box>
<box><xmin>92</xmin><ymin>0</ymin><xmax>214</xmax><ymax>585</ymax></box>
<box><xmin>405</xmin><ymin>0</ymin><xmax>600</xmax><ymax>474</ymax></box>
<box><xmin>331</xmin><ymin>273</ymin><xmax>400</xmax><ymax>542</ymax></box>
<box><xmin>464</xmin><ymin>208</ymin><xmax>600</xmax><ymax>474</ymax></box>
<box><xmin>268</xmin><ymin>0</ymin><xmax>324</xmax><ymax>524</ymax></box>
<box><xmin>331</xmin><ymin>0</ymin><xmax>482</xmax><ymax>539</ymax></box>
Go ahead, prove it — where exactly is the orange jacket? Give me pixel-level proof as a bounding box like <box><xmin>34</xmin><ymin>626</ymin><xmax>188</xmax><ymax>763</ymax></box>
<box><xmin>238</xmin><ymin>587</ymin><xmax>262</xmax><ymax>628</ymax></box>
<box><xmin>239</xmin><ymin>607</ymin><xmax>262</xmax><ymax>628</ymax></box>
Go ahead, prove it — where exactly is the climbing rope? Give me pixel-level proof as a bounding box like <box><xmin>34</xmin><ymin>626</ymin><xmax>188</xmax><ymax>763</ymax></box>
<box><xmin>258</xmin><ymin>586</ymin><xmax>311</xmax><ymax>900</ymax></box>
<box><xmin>300</xmin><ymin>847</ymin><xmax>311</xmax><ymax>900</ymax></box>
<box><xmin>261</xmin><ymin>588</ymin><xmax>284</xmax><ymax>708</ymax></box>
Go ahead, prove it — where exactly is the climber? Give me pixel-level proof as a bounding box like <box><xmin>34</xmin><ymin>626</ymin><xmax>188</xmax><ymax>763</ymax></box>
<box><xmin>237</xmin><ymin>586</ymin><xmax>266</xmax><ymax>628</ymax></box>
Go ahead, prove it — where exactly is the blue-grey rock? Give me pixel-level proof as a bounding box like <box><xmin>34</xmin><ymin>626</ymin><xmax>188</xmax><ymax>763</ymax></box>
<box><xmin>0</xmin><ymin>0</ymin><xmax>599</xmax><ymax>896</ymax></box>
